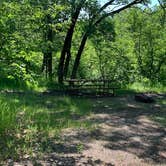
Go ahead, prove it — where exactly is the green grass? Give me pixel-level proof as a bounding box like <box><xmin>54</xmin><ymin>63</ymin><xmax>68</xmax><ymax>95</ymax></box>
<box><xmin>0</xmin><ymin>80</ymin><xmax>165</xmax><ymax>162</ymax></box>
<box><xmin>0</xmin><ymin>93</ymin><xmax>93</xmax><ymax>161</ymax></box>
<box><xmin>0</xmin><ymin>100</ymin><xmax>17</xmax><ymax>134</ymax></box>
<box><xmin>127</xmin><ymin>82</ymin><xmax>166</xmax><ymax>93</ymax></box>
<box><xmin>150</xmin><ymin>98</ymin><xmax>166</xmax><ymax>127</ymax></box>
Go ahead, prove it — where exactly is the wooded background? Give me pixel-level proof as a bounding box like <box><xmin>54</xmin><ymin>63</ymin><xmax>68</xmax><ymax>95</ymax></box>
<box><xmin>0</xmin><ymin>0</ymin><xmax>165</xmax><ymax>89</ymax></box>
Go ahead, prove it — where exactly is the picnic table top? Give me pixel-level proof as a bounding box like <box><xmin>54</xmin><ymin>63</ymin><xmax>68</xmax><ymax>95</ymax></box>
<box><xmin>65</xmin><ymin>79</ymin><xmax>114</xmax><ymax>83</ymax></box>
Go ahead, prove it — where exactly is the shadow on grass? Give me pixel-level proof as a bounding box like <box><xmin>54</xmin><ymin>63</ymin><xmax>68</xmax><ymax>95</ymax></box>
<box><xmin>57</xmin><ymin>95</ymin><xmax>166</xmax><ymax>165</ymax></box>
<box><xmin>0</xmin><ymin>92</ymin><xmax>165</xmax><ymax>165</ymax></box>
<box><xmin>0</xmin><ymin>93</ymin><xmax>93</xmax><ymax>162</ymax></box>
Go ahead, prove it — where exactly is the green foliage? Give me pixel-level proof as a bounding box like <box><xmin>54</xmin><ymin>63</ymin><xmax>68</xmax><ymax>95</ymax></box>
<box><xmin>127</xmin><ymin>7</ymin><xmax>166</xmax><ymax>83</ymax></box>
<box><xmin>0</xmin><ymin>1</ymin><xmax>165</xmax><ymax>163</ymax></box>
<box><xmin>0</xmin><ymin>1</ymin><xmax>165</xmax><ymax>88</ymax></box>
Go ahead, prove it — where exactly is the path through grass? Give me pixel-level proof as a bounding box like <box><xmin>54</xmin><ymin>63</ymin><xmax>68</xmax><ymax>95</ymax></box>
<box><xmin>0</xmin><ymin>92</ymin><xmax>165</xmax><ymax>165</ymax></box>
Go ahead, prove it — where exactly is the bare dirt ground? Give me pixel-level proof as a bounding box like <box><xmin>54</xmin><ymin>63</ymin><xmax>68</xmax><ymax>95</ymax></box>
<box><xmin>11</xmin><ymin>94</ymin><xmax>166</xmax><ymax>166</ymax></box>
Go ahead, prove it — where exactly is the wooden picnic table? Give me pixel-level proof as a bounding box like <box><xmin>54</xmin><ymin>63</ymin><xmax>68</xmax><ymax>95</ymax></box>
<box><xmin>65</xmin><ymin>79</ymin><xmax>118</xmax><ymax>96</ymax></box>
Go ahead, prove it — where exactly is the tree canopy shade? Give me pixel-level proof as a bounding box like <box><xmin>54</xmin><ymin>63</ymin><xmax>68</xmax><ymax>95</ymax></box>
<box><xmin>58</xmin><ymin>0</ymin><xmax>148</xmax><ymax>83</ymax></box>
<box><xmin>0</xmin><ymin>0</ymin><xmax>165</xmax><ymax>88</ymax></box>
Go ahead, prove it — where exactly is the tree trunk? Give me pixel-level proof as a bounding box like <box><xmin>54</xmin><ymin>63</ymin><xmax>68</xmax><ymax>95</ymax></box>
<box><xmin>58</xmin><ymin>1</ymin><xmax>85</xmax><ymax>84</ymax></box>
<box><xmin>47</xmin><ymin>14</ymin><xmax>53</xmax><ymax>80</ymax></box>
<box><xmin>71</xmin><ymin>33</ymin><xmax>88</xmax><ymax>79</ymax></box>
<box><xmin>64</xmin><ymin>51</ymin><xmax>71</xmax><ymax>78</ymax></box>
<box><xmin>42</xmin><ymin>54</ymin><xmax>47</xmax><ymax>72</ymax></box>
<box><xmin>69</xmin><ymin>0</ymin><xmax>144</xmax><ymax>80</ymax></box>
<box><xmin>42</xmin><ymin>14</ymin><xmax>53</xmax><ymax>80</ymax></box>
<box><xmin>42</xmin><ymin>52</ymin><xmax>52</xmax><ymax>79</ymax></box>
<box><xmin>47</xmin><ymin>52</ymin><xmax>52</xmax><ymax>80</ymax></box>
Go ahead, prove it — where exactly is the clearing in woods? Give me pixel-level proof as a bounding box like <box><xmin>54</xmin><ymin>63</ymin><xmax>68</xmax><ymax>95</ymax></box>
<box><xmin>0</xmin><ymin>92</ymin><xmax>165</xmax><ymax>166</ymax></box>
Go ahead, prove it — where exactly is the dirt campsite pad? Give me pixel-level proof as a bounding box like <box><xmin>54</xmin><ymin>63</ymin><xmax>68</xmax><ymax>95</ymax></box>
<box><xmin>4</xmin><ymin>94</ymin><xmax>166</xmax><ymax>166</ymax></box>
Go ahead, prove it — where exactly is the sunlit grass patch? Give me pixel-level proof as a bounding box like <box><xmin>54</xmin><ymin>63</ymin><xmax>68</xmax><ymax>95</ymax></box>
<box><xmin>0</xmin><ymin>100</ymin><xmax>18</xmax><ymax>135</ymax></box>
<box><xmin>128</xmin><ymin>82</ymin><xmax>166</xmax><ymax>93</ymax></box>
<box><xmin>0</xmin><ymin>93</ymin><xmax>93</xmax><ymax>161</ymax></box>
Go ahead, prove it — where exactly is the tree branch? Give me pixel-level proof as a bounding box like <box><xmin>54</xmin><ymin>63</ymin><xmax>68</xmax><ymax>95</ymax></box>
<box><xmin>158</xmin><ymin>0</ymin><xmax>166</xmax><ymax>11</ymax></box>
<box><xmin>94</xmin><ymin>0</ymin><xmax>144</xmax><ymax>26</ymax></box>
<box><xmin>98</xmin><ymin>0</ymin><xmax>115</xmax><ymax>13</ymax></box>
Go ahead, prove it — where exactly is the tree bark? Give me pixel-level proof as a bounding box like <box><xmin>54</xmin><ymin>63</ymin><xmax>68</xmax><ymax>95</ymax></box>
<box><xmin>47</xmin><ymin>52</ymin><xmax>52</xmax><ymax>80</ymax></box>
<box><xmin>58</xmin><ymin>0</ymin><xmax>85</xmax><ymax>84</ymax></box>
<box><xmin>64</xmin><ymin>51</ymin><xmax>71</xmax><ymax>78</ymax></box>
<box><xmin>71</xmin><ymin>32</ymin><xmax>88</xmax><ymax>79</ymax></box>
<box><xmin>42</xmin><ymin>54</ymin><xmax>46</xmax><ymax>72</ymax></box>
<box><xmin>42</xmin><ymin>14</ymin><xmax>53</xmax><ymax>80</ymax></box>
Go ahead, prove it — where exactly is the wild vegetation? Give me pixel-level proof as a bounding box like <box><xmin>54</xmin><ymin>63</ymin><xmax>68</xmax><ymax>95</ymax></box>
<box><xmin>0</xmin><ymin>0</ymin><xmax>165</xmax><ymax>164</ymax></box>
<box><xmin>0</xmin><ymin>0</ymin><xmax>165</xmax><ymax>89</ymax></box>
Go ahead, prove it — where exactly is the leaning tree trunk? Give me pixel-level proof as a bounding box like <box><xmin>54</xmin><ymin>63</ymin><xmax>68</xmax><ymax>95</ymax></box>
<box><xmin>64</xmin><ymin>51</ymin><xmax>71</xmax><ymax>78</ymax></box>
<box><xmin>58</xmin><ymin>0</ymin><xmax>85</xmax><ymax>84</ymax></box>
<box><xmin>58</xmin><ymin>34</ymin><xmax>70</xmax><ymax>84</ymax></box>
<box><xmin>71</xmin><ymin>33</ymin><xmax>88</xmax><ymax>79</ymax></box>
<box><xmin>70</xmin><ymin>0</ymin><xmax>145</xmax><ymax>80</ymax></box>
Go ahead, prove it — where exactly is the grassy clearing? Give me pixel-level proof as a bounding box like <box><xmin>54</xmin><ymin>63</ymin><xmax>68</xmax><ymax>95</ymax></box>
<box><xmin>0</xmin><ymin>82</ymin><xmax>165</xmax><ymax>162</ymax></box>
<box><xmin>0</xmin><ymin>93</ymin><xmax>93</xmax><ymax>161</ymax></box>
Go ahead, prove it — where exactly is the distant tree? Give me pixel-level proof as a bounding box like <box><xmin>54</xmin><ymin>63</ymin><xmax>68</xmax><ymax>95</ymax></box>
<box><xmin>70</xmin><ymin>0</ymin><xmax>146</xmax><ymax>81</ymax></box>
<box><xmin>57</xmin><ymin>0</ymin><xmax>86</xmax><ymax>83</ymax></box>
<box><xmin>128</xmin><ymin>7</ymin><xmax>166</xmax><ymax>83</ymax></box>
